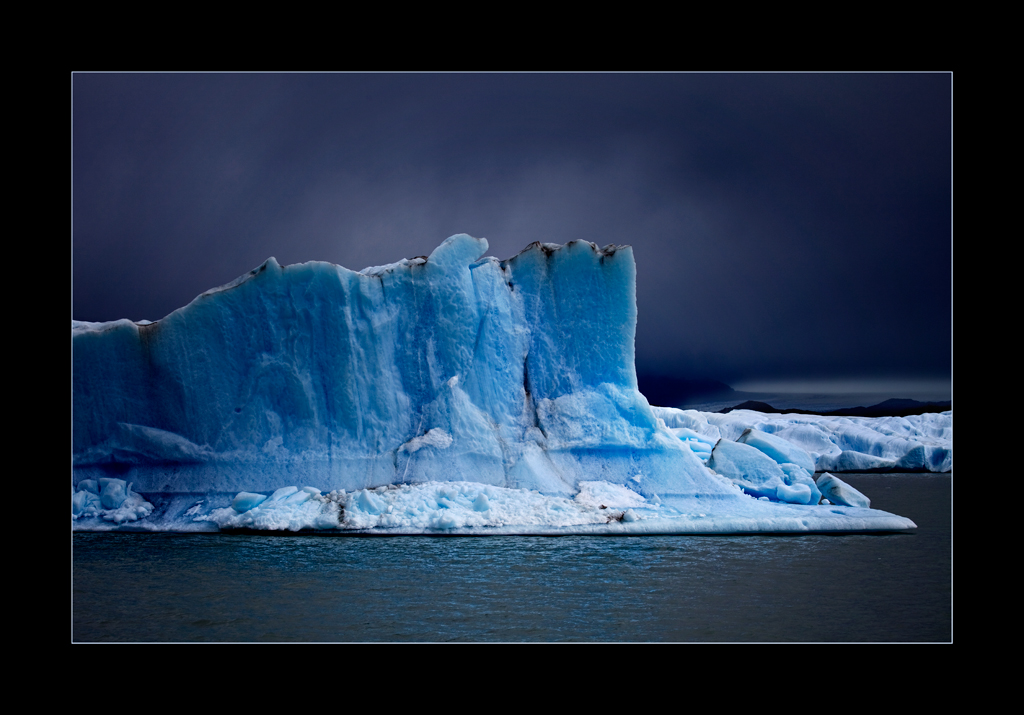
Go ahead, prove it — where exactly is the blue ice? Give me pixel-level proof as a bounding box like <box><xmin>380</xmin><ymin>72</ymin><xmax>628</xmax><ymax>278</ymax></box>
<box><xmin>72</xmin><ymin>235</ymin><xmax>927</xmax><ymax>533</ymax></box>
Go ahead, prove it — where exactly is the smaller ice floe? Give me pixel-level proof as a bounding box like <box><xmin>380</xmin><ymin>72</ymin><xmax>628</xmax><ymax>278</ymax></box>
<box><xmin>816</xmin><ymin>473</ymin><xmax>871</xmax><ymax>508</ymax></box>
<box><xmin>72</xmin><ymin>478</ymin><xmax>154</xmax><ymax>524</ymax></box>
<box><xmin>736</xmin><ymin>428</ymin><xmax>816</xmax><ymax>475</ymax></box>
<box><xmin>650</xmin><ymin>406</ymin><xmax>951</xmax><ymax>473</ymax></box>
<box><xmin>231</xmin><ymin>492</ymin><xmax>269</xmax><ymax>511</ymax></box>
<box><xmin>205</xmin><ymin>486</ymin><xmax>342</xmax><ymax>531</ymax></box>
<box><xmin>707</xmin><ymin>440</ymin><xmax>821</xmax><ymax>505</ymax></box>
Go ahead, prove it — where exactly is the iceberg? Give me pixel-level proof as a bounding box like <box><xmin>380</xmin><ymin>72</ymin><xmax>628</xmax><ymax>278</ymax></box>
<box><xmin>651</xmin><ymin>407</ymin><xmax>951</xmax><ymax>473</ymax></box>
<box><xmin>707</xmin><ymin>439</ymin><xmax>821</xmax><ymax>505</ymax></box>
<box><xmin>72</xmin><ymin>234</ymin><xmax>924</xmax><ymax>534</ymax></box>
<box><xmin>816</xmin><ymin>473</ymin><xmax>872</xmax><ymax>508</ymax></box>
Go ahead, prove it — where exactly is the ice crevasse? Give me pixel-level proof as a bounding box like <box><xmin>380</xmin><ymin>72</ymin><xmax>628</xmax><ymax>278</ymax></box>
<box><xmin>72</xmin><ymin>234</ymin><xmax>927</xmax><ymax>533</ymax></box>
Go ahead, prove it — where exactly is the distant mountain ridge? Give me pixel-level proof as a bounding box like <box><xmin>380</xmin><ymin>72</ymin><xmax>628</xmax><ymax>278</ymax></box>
<box><xmin>718</xmin><ymin>398</ymin><xmax>952</xmax><ymax>418</ymax></box>
<box><xmin>638</xmin><ymin>375</ymin><xmax>951</xmax><ymax>417</ymax></box>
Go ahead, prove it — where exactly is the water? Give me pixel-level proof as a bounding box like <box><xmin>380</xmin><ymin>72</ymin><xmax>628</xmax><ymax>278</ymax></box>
<box><xmin>72</xmin><ymin>473</ymin><xmax>951</xmax><ymax>642</ymax></box>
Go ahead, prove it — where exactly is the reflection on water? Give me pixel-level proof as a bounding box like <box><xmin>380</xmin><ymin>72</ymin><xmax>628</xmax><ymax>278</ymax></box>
<box><xmin>72</xmin><ymin>474</ymin><xmax>951</xmax><ymax>642</ymax></box>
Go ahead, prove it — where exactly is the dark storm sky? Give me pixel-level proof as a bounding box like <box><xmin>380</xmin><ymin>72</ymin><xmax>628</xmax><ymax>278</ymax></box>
<box><xmin>72</xmin><ymin>73</ymin><xmax>952</xmax><ymax>393</ymax></box>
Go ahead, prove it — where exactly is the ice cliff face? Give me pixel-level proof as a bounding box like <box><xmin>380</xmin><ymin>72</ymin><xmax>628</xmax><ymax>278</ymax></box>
<box><xmin>73</xmin><ymin>234</ymin><xmax>727</xmax><ymax>498</ymax></box>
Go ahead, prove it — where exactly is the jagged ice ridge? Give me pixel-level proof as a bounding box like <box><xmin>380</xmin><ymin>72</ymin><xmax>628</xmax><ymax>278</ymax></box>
<box><xmin>73</xmin><ymin>235</ymin><xmax>944</xmax><ymax>533</ymax></box>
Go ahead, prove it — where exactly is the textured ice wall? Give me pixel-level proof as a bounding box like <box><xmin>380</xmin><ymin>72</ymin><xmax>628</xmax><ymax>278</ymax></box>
<box><xmin>73</xmin><ymin>235</ymin><xmax>729</xmax><ymax>498</ymax></box>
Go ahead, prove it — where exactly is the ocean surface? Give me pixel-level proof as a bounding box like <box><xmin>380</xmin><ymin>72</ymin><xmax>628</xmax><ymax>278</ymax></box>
<box><xmin>72</xmin><ymin>473</ymin><xmax>952</xmax><ymax>642</ymax></box>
